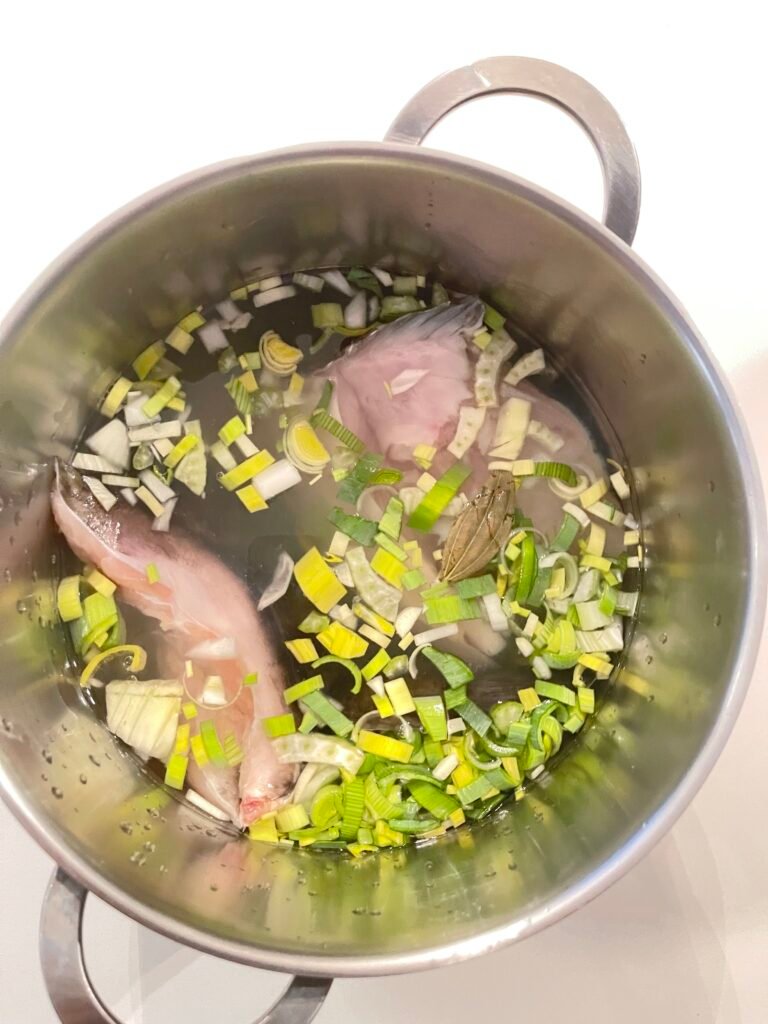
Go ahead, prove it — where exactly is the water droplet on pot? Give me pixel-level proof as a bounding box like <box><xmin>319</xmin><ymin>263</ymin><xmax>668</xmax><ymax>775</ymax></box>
<box><xmin>15</xmin><ymin>600</ymin><xmax>27</xmax><ymax>614</ymax></box>
<box><xmin>659</xmin><ymin>632</ymin><xmax>668</xmax><ymax>645</ymax></box>
<box><xmin>41</xmin><ymin>749</ymin><xmax>53</xmax><ymax>764</ymax></box>
<box><xmin>88</xmin><ymin>755</ymin><xmax>101</xmax><ymax>767</ymax></box>
<box><xmin>120</xmin><ymin>822</ymin><xmax>134</xmax><ymax>835</ymax></box>
<box><xmin>714</xmin><ymin>613</ymin><xmax>722</xmax><ymax>627</ymax></box>
<box><xmin>352</xmin><ymin>907</ymin><xmax>366</xmax><ymax>915</ymax></box>
<box><xmin>79</xmin><ymin>774</ymin><xmax>87</xmax><ymax>785</ymax></box>
<box><xmin>51</xmin><ymin>787</ymin><xmax>63</xmax><ymax>799</ymax></box>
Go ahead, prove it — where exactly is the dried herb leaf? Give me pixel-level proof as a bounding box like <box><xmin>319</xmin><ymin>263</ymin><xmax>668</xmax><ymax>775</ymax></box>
<box><xmin>440</xmin><ymin>471</ymin><xmax>515</xmax><ymax>582</ymax></box>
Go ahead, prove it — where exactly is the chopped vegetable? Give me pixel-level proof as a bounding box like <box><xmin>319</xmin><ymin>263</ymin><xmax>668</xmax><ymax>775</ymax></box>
<box><xmin>357</xmin><ymin>730</ymin><xmax>413</xmax><ymax>763</ymax></box>
<box><xmin>328</xmin><ymin>508</ymin><xmax>378</xmax><ymax>546</ymax></box>
<box><xmin>316</xmin><ymin>621</ymin><xmax>368</xmax><ymax>660</ymax></box>
<box><xmin>408</xmin><ymin>462</ymin><xmax>471</xmax><ymax>531</ymax></box>
<box><xmin>294</xmin><ymin>547</ymin><xmax>347</xmax><ymax>613</ymax></box>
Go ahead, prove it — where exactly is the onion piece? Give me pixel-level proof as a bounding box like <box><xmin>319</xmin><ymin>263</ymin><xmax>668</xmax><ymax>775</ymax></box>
<box><xmin>293</xmin><ymin>764</ymin><xmax>340</xmax><ymax>807</ymax></box>
<box><xmin>388</xmin><ymin>368</ymin><xmax>428</xmax><ymax>397</ymax></box>
<box><xmin>152</xmin><ymin>496</ymin><xmax>177</xmax><ymax>533</ymax></box>
<box><xmin>86</xmin><ymin>420</ymin><xmax>130</xmax><ymax>471</ymax></box>
<box><xmin>371</xmin><ymin>267</ymin><xmax>393</xmax><ymax>287</ymax></box>
<box><xmin>256</xmin><ymin>551</ymin><xmax>295</xmax><ymax>611</ymax></box>
<box><xmin>447</xmin><ymin>406</ymin><xmax>486</xmax><ymax>458</ymax></box>
<box><xmin>352</xmin><ymin>710</ymin><xmax>411</xmax><ymax>742</ymax></box>
<box><xmin>395</xmin><ymin>605</ymin><xmax>423</xmax><ymax>638</ymax></box>
<box><xmin>138</xmin><ymin>469</ymin><xmax>175</xmax><ymax>504</ymax></box>
<box><xmin>527</xmin><ymin>418</ymin><xmax>564</xmax><ymax>453</ymax></box>
<box><xmin>343</xmin><ymin>292</ymin><xmax>368</xmax><ymax>329</ymax></box>
<box><xmin>198</xmin><ymin>321</ymin><xmax>229</xmax><ymax>354</ymax></box>
<box><xmin>488</xmin><ymin>397</ymin><xmax>531</xmax><ymax>461</ymax></box>
<box><xmin>321</xmin><ymin>270</ymin><xmax>354</xmax><ymax>296</ymax></box>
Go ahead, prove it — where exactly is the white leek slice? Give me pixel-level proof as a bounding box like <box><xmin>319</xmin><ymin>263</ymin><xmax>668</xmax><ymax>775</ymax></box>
<box><xmin>482</xmin><ymin>592</ymin><xmax>508</xmax><ymax>632</ymax></box>
<box><xmin>576</xmin><ymin>622</ymin><xmax>624</xmax><ymax>652</ymax></box>
<box><xmin>252</xmin><ymin>459</ymin><xmax>301</xmax><ymax>501</ymax></box>
<box><xmin>475</xmin><ymin>332</ymin><xmax>516</xmax><ymax>407</ymax></box>
<box><xmin>197</xmin><ymin>321</ymin><xmax>229</xmax><ymax>354</ymax></box>
<box><xmin>102</xmin><ymin>474</ymin><xmax>139</xmax><ymax>488</ymax></box>
<box><xmin>329</xmin><ymin>603</ymin><xmax>358</xmax><ymax>629</ymax></box>
<box><xmin>86</xmin><ymin>420</ymin><xmax>130</xmax><ymax>471</ymax></box>
<box><xmin>504</xmin><ymin>349</ymin><xmax>546</xmax><ymax>386</ymax></box>
<box><xmin>433</xmin><ymin>753</ymin><xmax>459</xmax><ymax>781</ymax></box>
<box><xmin>121</xmin><ymin>487</ymin><xmax>138</xmax><ymax>506</ymax></box>
<box><xmin>106</xmin><ymin>679</ymin><xmax>183</xmax><ymax>761</ymax></box>
<box><xmin>527</xmin><ymin>418</ymin><xmax>564</xmax><ymax>453</ymax></box>
<box><xmin>292</xmin><ymin>272</ymin><xmax>324</xmax><ymax>293</ymax></box>
<box><xmin>128</xmin><ymin>422</ymin><xmax>183</xmax><ymax>444</ymax></box>
<box><xmin>272</xmin><ymin>733</ymin><xmax>364</xmax><ymax>774</ymax></box>
<box><xmin>256</xmin><ymin>276</ymin><xmax>284</xmax><ymax>292</ymax></box>
<box><xmin>257</xmin><ymin>551</ymin><xmax>295</xmax><ymax>611</ymax></box>
<box><xmin>82</xmin><ymin>475</ymin><xmax>117</xmax><ymax>512</ymax></box>
<box><xmin>72</xmin><ymin>453</ymin><xmax>120</xmax><ymax>474</ymax></box>
<box><xmin>138</xmin><ymin>469</ymin><xmax>175</xmax><ymax>504</ymax></box>
<box><xmin>488</xmin><ymin>396</ymin><xmax>531</xmax><ymax>460</ymax></box>
<box><xmin>447</xmin><ymin>406</ymin><xmax>486</xmax><ymax>458</ymax></box>
<box><xmin>253</xmin><ymin>284</ymin><xmax>297</xmax><ymax>307</ymax></box>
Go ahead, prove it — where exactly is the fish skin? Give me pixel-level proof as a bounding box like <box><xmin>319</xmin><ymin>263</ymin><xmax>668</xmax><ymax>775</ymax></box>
<box><xmin>322</xmin><ymin>298</ymin><xmax>484</xmax><ymax>462</ymax></box>
<box><xmin>51</xmin><ymin>463</ymin><xmax>295</xmax><ymax>826</ymax></box>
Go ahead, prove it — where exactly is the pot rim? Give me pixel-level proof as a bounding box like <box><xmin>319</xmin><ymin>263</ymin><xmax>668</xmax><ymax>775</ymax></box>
<box><xmin>1</xmin><ymin>141</ymin><xmax>765</xmax><ymax>976</ymax></box>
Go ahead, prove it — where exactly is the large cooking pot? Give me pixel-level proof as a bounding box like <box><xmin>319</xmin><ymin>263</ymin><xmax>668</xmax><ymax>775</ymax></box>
<box><xmin>0</xmin><ymin>57</ymin><xmax>763</xmax><ymax>1023</ymax></box>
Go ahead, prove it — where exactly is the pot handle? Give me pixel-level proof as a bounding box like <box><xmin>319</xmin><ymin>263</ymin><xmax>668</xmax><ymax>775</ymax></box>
<box><xmin>39</xmin><ymin>867</ymin><xmax>332</xmax><ymax>1024</ymax></box>
<box><xmin>385</xmin><ymin>56</ymin><xmax>641</xmax><ymax>246</ymax></box>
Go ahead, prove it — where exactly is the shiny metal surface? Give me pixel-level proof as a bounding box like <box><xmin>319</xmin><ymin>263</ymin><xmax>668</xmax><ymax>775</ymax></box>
<box><xmin>0</xmin><ymin>55</ymin><xmax>763</xmax><ymax>997</ymax></box>
<box><xmin>386</xmin><ymin>56</ymin><xmax>641</xmax><ymax>245</ymax></box>
<box><xmin>40</xmin><ymin>868</ymin><xmax>331</xmax><ymax>1024</ymax></box>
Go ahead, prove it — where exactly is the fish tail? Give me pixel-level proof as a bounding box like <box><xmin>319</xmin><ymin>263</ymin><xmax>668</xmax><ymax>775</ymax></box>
<box><xmin>375</xmin><ymin>296</ymin><xmax>484</xmax><ymax>342</ymax></box>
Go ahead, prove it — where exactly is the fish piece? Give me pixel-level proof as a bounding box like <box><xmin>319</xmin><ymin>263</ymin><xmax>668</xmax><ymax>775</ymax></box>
<box><xmin>321</xmin><ymin>298</ymin><xmax>484</xmax><ymax>462</ymax></box>
<box><xmin>51</xmin><ymin>463</ymin><xmax>295</xmax><ymax>826</ymax></box>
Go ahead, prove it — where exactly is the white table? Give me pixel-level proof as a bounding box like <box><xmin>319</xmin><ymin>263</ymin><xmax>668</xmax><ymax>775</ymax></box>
<box><xmin>1</xmin><ymin>2</ymin><xmax>766</xmax><ymax>1020</ymax></box>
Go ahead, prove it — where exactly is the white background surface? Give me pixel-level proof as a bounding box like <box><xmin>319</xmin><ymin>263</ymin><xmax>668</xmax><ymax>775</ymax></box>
<box><xmin>1</xmin><ymin>2</ymin><xmax>767</xmax><ymax>1021</ymax></box>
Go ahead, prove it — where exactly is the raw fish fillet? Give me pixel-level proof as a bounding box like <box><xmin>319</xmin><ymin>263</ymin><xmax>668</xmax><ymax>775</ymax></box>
<box><xmin>322</xmin><ymin>298</ymin><xmax>484</xmax><ymax>462</ymax></box>
<box><xmin>51</xmin><ymin>464</ymin><xmax>295</xmax><ymax>826</ymax></box>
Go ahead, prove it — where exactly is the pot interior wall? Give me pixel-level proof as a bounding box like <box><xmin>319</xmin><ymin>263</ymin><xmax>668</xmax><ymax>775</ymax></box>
<box><xmin>0</xmin><ymin>146</ymin><xmax>757</xmax><ymax>969</ymax></box>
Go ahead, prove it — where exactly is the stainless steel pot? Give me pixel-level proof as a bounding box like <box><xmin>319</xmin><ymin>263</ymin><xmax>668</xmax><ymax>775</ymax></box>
<box><xmin>0</xmin><ymin>57</ymin><xmax>764</xmax><ymax>1024</ymax></box>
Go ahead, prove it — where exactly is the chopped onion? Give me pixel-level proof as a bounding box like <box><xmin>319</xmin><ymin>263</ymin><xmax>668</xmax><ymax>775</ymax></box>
<box><xmin>86</xmin><ymin>419</ymin><xmax>130</xmax><ymax>471</ymax></box>
<box><xmin>121</xmin><ymin>487</ymin><xmax>138</xmax><ymax>506</ymax></box>
<box><xmin>187</xmin><ymin>637</ymin><xmax>237</xmax><ymax>660</ymax></box>
<box><xmin>532</xmin><ymin>656</ymin><xmax>552</xmax><ymax>679</ymax></box>
<box><xmin>395</xmin><ymin>605</ymin><xmax>423</xmax><ymax>638</ymax></box>
<box><xmin>321</xmin><ymin>270</ymin><xmax>354</xmax><ymax>296</ymax></box>
<box><xmin>152</xmin><ymin>496</ymin><xmax>177</xmax><ymax>533</ymax></box>
<box><xmin>124</xmin><ymin>395</ymin><xmax>160</xmax><ymax>428</ymax></box>
<box><xmin>432</xmin><ymin>753</ymin><xmax>459</xmax><ymax>781</ymax></box>
<box><xmin>293</xmin><ymin>272</ymin><xmax>324</xmax><ymax>293</ymax></box>
<box><xmin>256</xmin><ymin>551</ymin><xmax>295</xmax><ymax>611</ymax></box>
<box><xmin>198</xmin><ymin>321</ymin><xmax>229</xmax><ymax>354</ymax></box>
<box><xmin>216</xmin><ymin>299</ymin><xmax>241</xmax><ymax>321</ymax></box>
<box><xmin>371</xmin><ymin>266</ymin><xmax>393</xmax><ymax>287</ymax></box>
<box><xmin>343</xmin><ymin>292</ymin><xmax>368</xmax><ymax>329</ymax></box>
<box><xmin>388</xmin><ymin>368</ymin><xmax>429</xmax><ymax>397</ymax></box>
<box><xmin>366</xmin><ymin>675</ymin><xmax>385</xmax><ymax>697</ymax></box>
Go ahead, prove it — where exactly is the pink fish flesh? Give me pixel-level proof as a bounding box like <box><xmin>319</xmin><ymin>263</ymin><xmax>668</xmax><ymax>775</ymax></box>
<box><xmin>322</xmin><ymin>298</ymin><xmax>484</xmax><ymax>462</ymax></box>
<box><xmin>51</xmin><ymin>464</ymin><xmax>295</xmax><ymax>826</ymax></box>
